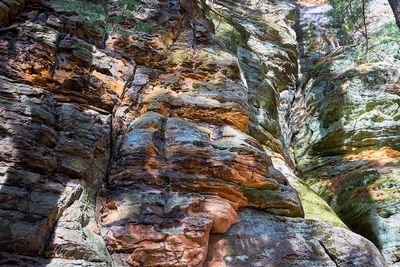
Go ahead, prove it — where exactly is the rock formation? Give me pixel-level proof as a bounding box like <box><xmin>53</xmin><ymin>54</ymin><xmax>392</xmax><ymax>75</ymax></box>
<box><xmin>0</xmin><ymin>0</ymin><xmax>397</xmax><ymax>266</ymax></box>
<box><xmin>290</xmin><ymin>1</ymin><xmax>400</xmax><ymax>265</ymax></box>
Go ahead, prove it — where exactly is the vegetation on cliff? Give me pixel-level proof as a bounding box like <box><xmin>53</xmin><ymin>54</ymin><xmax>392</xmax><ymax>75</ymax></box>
<box><xmin>0</xmin><ymin>0</ymin><xmax>398</xmax><ymax>266</ymax></box>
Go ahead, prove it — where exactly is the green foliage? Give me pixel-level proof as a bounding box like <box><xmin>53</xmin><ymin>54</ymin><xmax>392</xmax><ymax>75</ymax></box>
<box><xmin>134</xmin><ymin>21</ymin><xmax>155</xmax><ymax>32</ymax></box>
<box><xmin>120</xmin><ymin>0</ymin><xmax>139</xmax><ymax>11</ymax></box>
<box><xmin>379</xmin><ymin>21</ymin><xmax>400</xmax><ymax>41</ymax></box>
<box><xmin>109</xmin><ymin>21</ymin><xmax>155</xmax><ymax>37</ymax></box>
<box><xmin>327</xmin><ymin>0</ymin><xmax>400</xmax><ymax>61</ymax></box>
<box><xmin>372</xmin><ymin>22</ymin><xmax>400</xmax><ymax>55</ymax></box>
<box><xmin>55</xmin><ymin>0</ymin><xmax>154</xmax><ymax>35</ymax></box>
<box><xmin>108</xmin><ymin>0</ymin><xmax>155</xmax><ymax>34</ymax></box>
<box><xmin>108</xmin><ymin>15</ymin><xmax>125</xmax><ymax>24</ymax></box>
<box><xmin>55</xmin><ymin>0</ymin><xmax>107</xmax><ymax>27</ymax></box>
<box><xmin>328</xmin><ymin>0</ymin><xmax>372</xmax><ymax>31</ymax></box>
<box><xmin>344</xmin><ymin>22</ymin><xmax>400</xmax><ymax>64</ymax></box>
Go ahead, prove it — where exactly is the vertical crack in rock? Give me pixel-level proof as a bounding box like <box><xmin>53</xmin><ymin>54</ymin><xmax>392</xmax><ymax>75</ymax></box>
<box><xmin>0</xmin><ymin>0</ymin><xmax>394</xmax><ymax>266</ymax></box>
<box><xmin>0</xmin><ymin>0</ymin><xmax>133</xmax><ymax>265</ymax></box>
<box><xmin>319</xmin><ymin>240</ymin><xmax>339</xmax><ymax>267</ymax></box>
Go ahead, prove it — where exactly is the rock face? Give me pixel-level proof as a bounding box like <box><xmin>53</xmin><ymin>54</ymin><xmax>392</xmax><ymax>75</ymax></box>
<box><xmin>100</xmin><ymin>0</ymin><xmax>303</xmax><ymax>264</ymax></box>
<box><xmin>0</xmin><ymin>0</ymin><xmax>395</xmax><ymax>266</ymax></box>
<box><xmin>206</xmin><ymin>209</ymin><xmax>385</xmax><ymax>267</ymax></box>
<box><xmin>290</xmin><ymin>1</ymin><xmax>400</xmax><ymax>265</ymax></box>
<box><xmin>0</xmin><ymin>0</ymin><xmax>25</xmax><ymax>27</ymax></box>
<box><xmin>0</xmin><ymin>0</ymin><xmax>131</xmax><ymax>265</ymax></box>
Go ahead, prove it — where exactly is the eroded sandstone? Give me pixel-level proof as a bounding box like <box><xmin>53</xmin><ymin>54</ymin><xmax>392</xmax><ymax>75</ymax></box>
<box><xmin>290</xmin><ymin>1</ymin><xmax>400</xmax><ymax>264</ymax></box>
<box><xmin>0</xmin><ymin>0</ymin><xmax>394</xmax><ymax>266</ymax></box>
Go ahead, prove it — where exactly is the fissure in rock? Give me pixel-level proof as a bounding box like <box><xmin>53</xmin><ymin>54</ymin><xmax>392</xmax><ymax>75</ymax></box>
<box><xmin>0</xmin><ymin>0</ymin><xmax>398</xmax><ymax>266</ymax></box>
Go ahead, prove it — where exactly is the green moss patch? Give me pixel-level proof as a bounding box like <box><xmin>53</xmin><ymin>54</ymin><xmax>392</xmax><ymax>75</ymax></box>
<box><xmin>294</xmin><ymin>180</ymin><xmax>347</xmax><ymax>228</ymax></box>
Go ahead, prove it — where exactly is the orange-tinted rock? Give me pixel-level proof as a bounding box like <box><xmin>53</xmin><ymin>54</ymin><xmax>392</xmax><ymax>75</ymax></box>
<box><xmin>99</xmin><ymin>188</ymin><xmax>213</xmax><ymax>266</ymax></box>
<box><xmin>54</xmin><ymin>35</ymin><xmax>134</xmax><ymax>110</ymax></box>
<box><xmin>0</xmin><ymin>22</ymin><xmax>58</xmax><ymax>86</ymax></box>
<box><xmin>204</xmin><ymin>196</ymin><xmax>238</xmax><ymax>234</ymax></box>
<box><xmin>0</xmin><ymin>8</ymin><xmax>134</xmax><ymax>111</ymax></box>
<box><xmin>108</xmin><ymin>111</ymin><xmax>302</xmax><ymax>217</ymax></box>
<box><xmin>93</xmin><ymin>1</ymin><xmax>306</xmax><ymax>264</ymax></box>
<box><xmin>0</xmin><ymin>0</ymin><xmax>390</xmax><ymax>266</ymax></box>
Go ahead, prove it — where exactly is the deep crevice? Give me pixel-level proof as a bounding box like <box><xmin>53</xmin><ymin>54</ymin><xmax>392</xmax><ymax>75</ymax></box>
<box><xmin>319</xmin><ymin>240</ymin><xmax>339</xmax><ymax>267</ymax></box>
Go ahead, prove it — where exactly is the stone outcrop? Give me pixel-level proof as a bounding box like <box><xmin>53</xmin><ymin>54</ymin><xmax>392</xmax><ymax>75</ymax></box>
<box><xmin>0</xmin><ymin>0</ymin><xmax>396</xmax><ymax>266</ymax></box>
<box><xmin>0</xmin><ymin>0</ymin><xmax>131</xmax><ymax>265</ymax></box>
<box><xmin>0</xmin><ymin>75</ymin><xmax>111</xmax><ymax>255</ymax></box>
<box><xmin>290</xmin><ymin>1</ymin><xmax>400</xmax><ymax>265</ymax></box>
<box><xmin>206</xmin><ymin>209</ymin><xmax>385</xmax><ymax>267</ymax></box>
<box><xmin>99</xmin><ymin>0</ymin><xmax>304</xmax><ymax>264</ymax></box>
<box><xmin>0</xmin><ymin>0</ymin><xmax>25</xmax><ymax>27</ymax></box>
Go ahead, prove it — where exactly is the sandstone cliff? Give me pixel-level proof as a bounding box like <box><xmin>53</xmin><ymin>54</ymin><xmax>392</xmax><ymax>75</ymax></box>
<box><xmin>0</xmin><ymin>0</ymin><xmax>398</xmax><ymax>266</ymax></box>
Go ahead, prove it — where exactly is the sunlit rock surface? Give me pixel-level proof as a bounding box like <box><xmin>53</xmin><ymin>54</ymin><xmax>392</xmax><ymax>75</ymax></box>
<box><xmin>0</xmin><ymin>0</ymin><xmax>394</xmax><ymax>266</ymax></box>
<box><xmin>291</xmin><ymin>0</ymin><xmax>400</xmax><ymax>264</ymax></box>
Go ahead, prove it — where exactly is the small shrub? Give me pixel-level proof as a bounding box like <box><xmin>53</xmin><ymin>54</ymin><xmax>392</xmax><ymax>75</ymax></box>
<box><xmin>328</xmin><ymin>0</ymin><xmax>372</xmax><ymax>31</ymax></box>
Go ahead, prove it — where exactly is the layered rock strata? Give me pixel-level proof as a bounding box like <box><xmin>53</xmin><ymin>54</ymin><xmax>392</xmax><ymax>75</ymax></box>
<box><xmin>0</xmin><ymin>0</ymin><xmax>133</xmax><ymax>265</ymax></box>
<box><xmin>0</xmin><ymin>0</ymin><xmax>391</xmax><ymax>266</ymax></box>
<box><xmin>0</xmin><ymin>0</ymin><xmax>25</xmax><ymax>27</ymax></box>
<box><xmin>290</xmin><ymin>1</ymin><xmax>400</xmax><ymax>265</ymax></box>
<box><xmin>100</xmin><ymin>0</ymin><xmax>304</xmax><ymax>264</ymax></box>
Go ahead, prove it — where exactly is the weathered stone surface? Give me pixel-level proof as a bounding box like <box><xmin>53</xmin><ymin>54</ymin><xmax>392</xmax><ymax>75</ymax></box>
<box><xmin>0</xmin><ymin>252</ymin><xmax>108</xmax><ymax>267</ymax></box>
<box><xmin>0</xmin><ymin>0</ymin><xmax>25</xmax><ymax>27</ymax></box>
<box><xmin>299</xmin><ymin>146</ymin><xmax>400</xmax><ymax>265</ymax></box>
<box><xmin>0</xmin><ymin>21</ymin><xmax>58</xmax><ymax>86</ymax></box>
<box><xmin>206</xmin><ymin>209</ymin><xmax>386</xmax><ymax>267</ymax></box>
<box><xmin>46</xmin><ymin>191</ymin><xmax>111</xmax><ymax>264</ymax></box>
<box><xmin>0</xmin><ymin>0</ymin><xmax>394</xmax><ymax>266</ymax></box>
<box><xmin>0</xmin><ymin>0</ymin><xmax>120</xmax><ymax>261</ymax></box>
<box><xmin>136</xmin><ymin>51</ymin><xmax>249</xmax><ymax>131</ymax></box>
<box><xmin>208</xmin><ymin>0</ymin><xmax>300</xmax><ymax>157</ymax></box>
<box><xmin>0</xmin><ymin>6</ymin><xmax>134</xmax><ymax>111</ymax></box>
<box><xmin>97</xmin><ymin>0</ymin><xmax>305</xmax><ymax>265</ymax></box>
<box><xmin>0</xmin><ymin>76</ymin><xmax>111</xmax><ymax>255</ymax></box>
<box><xmin>54</xmin><ymin>34</ymin><xmax>134</xmax><ymax>110</ymax></box>
<box><xmin>270</xmin><ymin>153</ymin><xmax>347</xmax><ymax>228</ymax></box>
<box><xmin>290</xmin><ymin>1</ymin><xmax>400</xmax><ymax>264</ymax></box>
<box><xmin>109</xmin><ymin>112</ymin><xmax>301</xmax><ymax>213</ymax></box>
<box><xmin>37</xmin><ymin>0</ymin><xmax>108</xmax><ymax>47</ymax></box>
<box><xmin>99</xmin><ymin>188</ymin><xmax>213</xmax><ymax>266</ymax></box>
